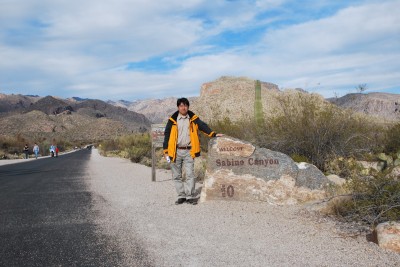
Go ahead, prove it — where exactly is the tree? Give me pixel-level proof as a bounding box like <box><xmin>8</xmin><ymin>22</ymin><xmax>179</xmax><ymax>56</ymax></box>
<box><xmin>356</xmin><ymin>84</ymin><xmax>367</xmax><ymax>93</ymax></box>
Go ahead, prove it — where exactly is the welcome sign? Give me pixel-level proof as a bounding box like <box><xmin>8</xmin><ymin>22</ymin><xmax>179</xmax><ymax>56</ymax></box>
<box><xmin>200</xmin><ymin>136</ymin><xmax>330</xmax><ymax>205</ymax></box>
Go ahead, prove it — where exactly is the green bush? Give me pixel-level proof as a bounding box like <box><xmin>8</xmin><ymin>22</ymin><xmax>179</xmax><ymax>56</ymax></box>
<box><xmin>333</xmin><ymin>171</ymin><xmax>400</xmax><ymax>226</ymax></box>
<box><xmin>99</xmin><ymin>133</ymin><xmax>152</xmax><ymax>163</ymax></box>
<box><xmin>210</xmin><ymin>92</ymin><xmax>381</xmax><ymax>171</ymax></box>
<box><xmin>264</xmin><ymin>93</ymin><xmax>380</xmax><ymax>170</ymax></box>
<box><xmin>385</xmin><ymin>123</ymin><xmax>400</xmax><ymax>153</ymax></box>
<box><xmin>324</xmin><ymin>157</ymin><xmax>363</xmax><ymax>178</ymax></box>
<box><xmin>290</xmin><ymin>153</ymin><xmax>309</xmax><ymax>163</ymax></box>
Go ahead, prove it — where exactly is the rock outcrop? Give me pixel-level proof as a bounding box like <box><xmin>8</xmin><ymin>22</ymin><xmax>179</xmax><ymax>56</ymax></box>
<box><xmin>200</xmin><ymin>136</ymin><xmax>331</xmax><ymax>205</ymax></box>
<box><xmin>191</xmin><ymin>76</ymin><xmax>281</xmax><ymax>123</ymax></box>
<box><xmin>328</xmin><ymin>92</ymin><xmax>400</xmax><ymax>122</ymax></box>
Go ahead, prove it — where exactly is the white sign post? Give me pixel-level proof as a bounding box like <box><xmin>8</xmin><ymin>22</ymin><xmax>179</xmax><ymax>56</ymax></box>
<box><xmin>151</xmin><ymin>124</ymin><xmax>165</xmax><ymax>182</ymax></box>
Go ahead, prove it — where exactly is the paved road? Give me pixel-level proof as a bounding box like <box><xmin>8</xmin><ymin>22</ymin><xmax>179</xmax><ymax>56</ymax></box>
<box><xmin>0</xmin><ymin>149</ymin><xmax>135</xmax><ymax>266</ymax></box>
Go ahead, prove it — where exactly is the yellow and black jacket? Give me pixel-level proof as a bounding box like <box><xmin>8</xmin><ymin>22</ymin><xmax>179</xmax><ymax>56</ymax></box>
<box><xmin>163</xmin><ymin>110</ymin><xmax>216</xmax><ymax>162</ymax></box>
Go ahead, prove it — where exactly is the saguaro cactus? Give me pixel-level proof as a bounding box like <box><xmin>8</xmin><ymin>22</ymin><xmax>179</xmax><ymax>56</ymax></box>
<box><xmin>254</xmin><ymin>80</ymin><xmax>264</xmax><ymax>126</ymax></box>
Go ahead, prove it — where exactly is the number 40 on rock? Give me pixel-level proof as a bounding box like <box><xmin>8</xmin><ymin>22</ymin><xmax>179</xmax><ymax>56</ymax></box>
<box><xmin>220</xmin><ymin>184</ymin><xmax>234</xmax><ymax>198</ymax></box>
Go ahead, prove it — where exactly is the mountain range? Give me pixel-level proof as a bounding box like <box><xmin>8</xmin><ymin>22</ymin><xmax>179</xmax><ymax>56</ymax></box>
<box><xmin>0</xmin><ymin>76</ymin><xmax>398</xmax><ymax>144</ymax></box>
<box><xmin>0</xmin><ymin>94</ymin><xmax>150</xmax><ymax>143</ymax></box>
<box><xmin>111</xmin><ymin>77</ymin><xmax>400</xmax><ymax>124</ymax></box>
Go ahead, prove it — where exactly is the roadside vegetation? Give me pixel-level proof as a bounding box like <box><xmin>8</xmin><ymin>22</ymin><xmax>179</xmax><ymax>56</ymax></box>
<box><xmin>98</xmin><ymin>133</ymin><xmax>154</xmax><ymax>166</ymax></box>
<box><xmin>0</xmin><ymin>134</ymin><xmax>75</xmax><ymax>158</ymax></box>
<box><xmin>94</xmin><ymin>91</ymin><xmax>400</xmax><ymax>226</ymax></box>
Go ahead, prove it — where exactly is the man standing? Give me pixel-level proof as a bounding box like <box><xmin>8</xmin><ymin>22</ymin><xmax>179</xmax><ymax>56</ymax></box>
<box><xmin>163</xmin><ymin>98</ymin><xmax>223</xmax><ymax>205</ymax></box>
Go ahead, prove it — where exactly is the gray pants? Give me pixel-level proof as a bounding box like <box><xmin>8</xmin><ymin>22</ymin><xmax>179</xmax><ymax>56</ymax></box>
<box><xmin>170</xmin><ymin>149</ymin><xmax>196</xmax><ymax>199</ymax></box>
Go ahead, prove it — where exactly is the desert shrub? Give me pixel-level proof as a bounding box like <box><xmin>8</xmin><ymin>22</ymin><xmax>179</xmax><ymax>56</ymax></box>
<box><xmin>261</xmin><ymin>93</ymin><xmax>379</xmax><ymax>170</ymax></box>
<box><xmin>128</xmin><ymin>146</ymin><xmax>151</xmax><ymax>163</ymax></box>
<box><xmin>385</xmin><ymin>123</ymin><xmax>400</xmax><ymax>153</ymax></box>
<box><xmin>324</xmin><ymin>157</ymin><xmax>364</xmax><ymax>178</ymax></box>
<box><xmin>99</xmin><ymin>139</ymin><xmax>119</xmax><ymax>152</ymax></box>
<box><xmin>290</xmin><ymin>153</ymin><xmax>310</xmax><ymax>163</ymax></box>
<box><xmin>194</xmin><ymin>155</ymin><xmax>207</xmax><ymax>182</ymax></box>
<box><xmin>0</xmin><ymin>133</ymin><xmax>78</xmax><ymax>158</ymax></box>
<box><xmin>333</xmin><ymin>171</ymin><xmax>400</xmax><ymax>226</ymax></box>
<box><xmin>99</xmin><ymin>133</ymin><xmax>152</xmax><ymax>163</ymax></box>
<box><xmin>0</xmin><ymin>136</ymin><xmax>22</xmax><ymax>157</ymax></box>
<box><xmin>208</xmin><ymin>92</ymin><xmax>380</xmax><ymax>171</ymax></box>
<box><xmin>0</xmin><ymin>135</ymin><xmax>51</xmax><ymax>157</ymax></box>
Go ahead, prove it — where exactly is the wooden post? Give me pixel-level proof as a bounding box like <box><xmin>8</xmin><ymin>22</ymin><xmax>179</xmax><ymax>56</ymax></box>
<box><xmin>151</xmin><ymin>145</ymin><xmax>156</xmax><ymax>182</ymax></box>
<box><xmin>151</xmin><ymin>124</ymin><xmax>166</xmax><ymax>182</ymax></box>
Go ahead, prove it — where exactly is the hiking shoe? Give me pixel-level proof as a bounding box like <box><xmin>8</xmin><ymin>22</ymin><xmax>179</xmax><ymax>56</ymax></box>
<box><xmin>187</xmin><ymin>199</ymin><xmax>198</xmax><ymax>205</ymax></box>
<box><xmin>175</xmin><ymin>198</ymin><xmax>186</xmax><ymax>205</ymax></box>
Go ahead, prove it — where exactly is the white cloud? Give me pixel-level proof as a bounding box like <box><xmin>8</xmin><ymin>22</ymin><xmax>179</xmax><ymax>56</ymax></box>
<box><xmin>262</xmin><ymin>1</ymin><xmax>400</xmax><ymax>56</ymax></box>
<box><xmin>0</xmin><ymin>0</ymin><xmax>399</xmax><ymax>100</ymax></box>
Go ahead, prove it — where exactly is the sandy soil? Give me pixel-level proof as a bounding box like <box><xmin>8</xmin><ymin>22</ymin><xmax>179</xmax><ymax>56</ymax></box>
<box><xmin>85</xmin><ymin>149</ymin><xmax>400</xmax><ymax>267</ymax></box>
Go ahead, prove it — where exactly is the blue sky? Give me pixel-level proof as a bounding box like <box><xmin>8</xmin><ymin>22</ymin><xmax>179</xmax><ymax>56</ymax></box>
<box><xmin>0</xmin><ymin>0</ymin><xmax>399</xmax><ymax>101</ymax></box>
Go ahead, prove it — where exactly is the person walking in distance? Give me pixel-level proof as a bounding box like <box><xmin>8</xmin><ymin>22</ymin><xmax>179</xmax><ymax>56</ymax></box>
<box><xmin>163</xmin><ymin>98</ymin><xmax>223</xmax><ymax>205</ymax></box>
<box><xmin>33</xmin><ymin>143</ymin><xmax>40</xmax><ymax>159</ymax></box>
<box><xmin>50</xmin><ymin>144</ymin><xmax>56</xmax><ymax>157</ymax></box>
<box><xmin>23</xmin><ymin>144</ymin><xmax>29</xmax><ymax>159</ymax></box>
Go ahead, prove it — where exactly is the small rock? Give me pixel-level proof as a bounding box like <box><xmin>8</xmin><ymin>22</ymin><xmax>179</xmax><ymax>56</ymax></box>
<box><xmin>375</xmin><ymin>221</ymin><xmax>400</xmax><ymax>253</ymax></box>
<box><xmin>387</xmin><ymin>166</ymin><xmax>400</xmax><ymax>180</ymax></box>
<box><xmin>357</xmin><ymin>161</ymin><xmax>381</xmax><ymax>172</ymax></box>
<box><xmin>387</xmin><ymin>156</ymin><xmax>394</xmax><ymax>166</ymax></box>
<box><xmin>377</xmin><ymin>161</ymin><xmax>386</xmax><ymax>171</ymax></box>
<box><xmin>394</xmin><ymin>159</ymin><xmax>400</xmax><ymax>167</ymax></box>
<box><xmin>326</xmin><ymin>174</ymin><xmax>346</xmax><ymax>186</ymax></box>
<box><xmin>378</xmin><ymin>153</ymin><xmax>388</xmax><ymax>161</ymax></box>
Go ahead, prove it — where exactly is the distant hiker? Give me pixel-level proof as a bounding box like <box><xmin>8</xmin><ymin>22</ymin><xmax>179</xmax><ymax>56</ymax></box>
<box><xmin>33</xmin><ymin>143</ymin><xmax>39</xmax><ymax>159</ymax></box>
<box><xmin>55</xmin><ymin>146</ymin><xmax>59</xmax><ymax>157</ymax></box>
<box><xmin>50</xmin><ymin>144</ymin><xmax>56</xmax><ymax>157</ymax></box>
<box><xmin>23</xmin><ymin>144</ymin><xmax>29</xmax><ymax>159</ymax></box>
<box><xmin>163</xmin><ymin>97</ymin><xmax>224</xmax><ymax>205</ymax></box>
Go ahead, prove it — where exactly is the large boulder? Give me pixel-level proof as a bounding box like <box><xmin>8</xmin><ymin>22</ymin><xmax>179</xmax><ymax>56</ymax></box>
<box><xmin>200</xmin><ymin>136</ymin><xmax>331</xmax><ymax>205</ymax></box>
<box><xmin>375</xmin><ymin>221</ymin><xmax>400</xmax><ymax>253</ymax></box>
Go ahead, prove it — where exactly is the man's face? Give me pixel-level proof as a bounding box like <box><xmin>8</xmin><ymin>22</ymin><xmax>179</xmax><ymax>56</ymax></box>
<box><xmin>178</xmin><ymin>103</ymin><xmax>188</xmax><ymax>116</ymax></box>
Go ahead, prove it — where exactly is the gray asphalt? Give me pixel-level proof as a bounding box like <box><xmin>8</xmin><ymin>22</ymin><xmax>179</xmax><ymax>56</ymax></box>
<box><xmin>0</xmin><ymin>149</ymin><xmax>150</xmax><ymax>267</ymax></box>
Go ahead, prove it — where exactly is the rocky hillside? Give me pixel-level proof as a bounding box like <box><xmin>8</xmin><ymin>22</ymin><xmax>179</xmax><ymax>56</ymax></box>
<box><xmin>0</xmin><ymin>94</ymin><xmax>150</xmax><ymax>143</ymax></box>
<box><xmin>73</xmin><ymin>100</ymin><xmax>149</xmax><ymax>132</ymax></box>
<box><xmin>27</xmin><ymin>96</ymin><xmax>73</xmax><ymax>115</ymax></box>
<box><xmin>109</xmin><ymin>97</ymin><xmax>198</xmax><ymax>123</ymax></box>
<box><xmin>0</xmin><ymin>110</ymin><xmax>127</xmax><ymax>142</ymax></box>
<box><xmin>328</xmin><ymin>92</ymin><xmax>400</xmax><ymax>122</ymax></box>
<box><xmin>191</xmin><ymin>76</ymin><xmax>292</xmax><ymax>123</ymax></box>
<box><xmin>0</xmin><ymin>93</ymin><xmax>41</xmax><ymax>115</ymax></box>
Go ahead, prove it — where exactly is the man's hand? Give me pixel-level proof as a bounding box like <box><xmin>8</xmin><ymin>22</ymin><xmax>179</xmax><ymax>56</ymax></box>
<box><xmin>216</xmin><ymin>133</ymin><xmax>224</xmax><ymax>137</ymax></box>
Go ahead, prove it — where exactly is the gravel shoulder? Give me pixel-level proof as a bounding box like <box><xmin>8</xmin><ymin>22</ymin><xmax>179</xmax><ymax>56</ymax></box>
<box><xmin>86</xmin><ymin>149</ymin><xmax>400</xmax><ymax>267</ymax></box>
